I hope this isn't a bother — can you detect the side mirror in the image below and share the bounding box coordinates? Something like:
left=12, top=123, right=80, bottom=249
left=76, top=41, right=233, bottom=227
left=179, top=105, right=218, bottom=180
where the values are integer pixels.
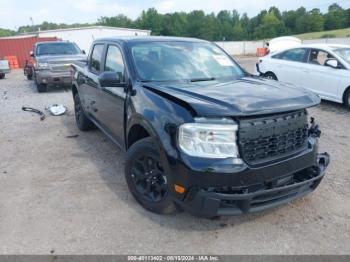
left=98, top=71, right=124, bottom=87
left=30, top=51, right=34, bottom=57
left=325, top=59, right=339, bottom=69
left=82, top=50, right=86, bottom=54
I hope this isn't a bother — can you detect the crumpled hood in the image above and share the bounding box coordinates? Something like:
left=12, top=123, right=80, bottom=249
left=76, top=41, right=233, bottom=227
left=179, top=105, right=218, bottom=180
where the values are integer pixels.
left=36, top=54, right=87, bottom=63
left=143, top=76, right=321, bottom=116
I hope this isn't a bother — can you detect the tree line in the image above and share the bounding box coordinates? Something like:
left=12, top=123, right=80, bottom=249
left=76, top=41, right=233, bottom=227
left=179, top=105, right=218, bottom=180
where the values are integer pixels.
left=1, top=3, right=349, bottom=41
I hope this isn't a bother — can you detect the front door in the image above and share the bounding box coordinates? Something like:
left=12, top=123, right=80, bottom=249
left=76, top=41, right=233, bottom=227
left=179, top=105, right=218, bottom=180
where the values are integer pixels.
left=301, top=49, right=343, bottom=101
left=96, top=44, right=127, bottom=148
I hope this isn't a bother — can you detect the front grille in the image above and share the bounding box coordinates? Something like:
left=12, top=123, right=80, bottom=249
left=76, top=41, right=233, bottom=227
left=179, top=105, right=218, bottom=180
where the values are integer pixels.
left=238, top=110, right=308, bottom=165
left=49, top=62, right=72, bottom=72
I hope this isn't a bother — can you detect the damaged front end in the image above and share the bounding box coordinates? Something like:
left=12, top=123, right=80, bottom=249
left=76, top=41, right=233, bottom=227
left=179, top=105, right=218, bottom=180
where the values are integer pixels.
left=176, top=113, right=330, bottom=217
left=183, top=152, right=329, bottom=217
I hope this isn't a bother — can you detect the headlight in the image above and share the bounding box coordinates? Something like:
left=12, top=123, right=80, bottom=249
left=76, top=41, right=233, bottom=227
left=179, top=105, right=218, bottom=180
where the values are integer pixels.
left=178, top=118, right=239, bottom=159
left=37, top=62, right=49, bottom=70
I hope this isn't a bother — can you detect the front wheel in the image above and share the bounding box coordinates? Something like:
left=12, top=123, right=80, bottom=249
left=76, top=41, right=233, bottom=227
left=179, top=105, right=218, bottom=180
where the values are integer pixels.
left=36, top=82, right=47, bottom=93
left=344, top=89, right=350, bottom=110
left=125, top=137, right=176, bottom=215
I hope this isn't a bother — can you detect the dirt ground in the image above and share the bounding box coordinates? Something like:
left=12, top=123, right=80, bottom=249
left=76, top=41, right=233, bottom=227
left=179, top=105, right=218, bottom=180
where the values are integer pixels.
left=0, top=61, right=349, bottom=254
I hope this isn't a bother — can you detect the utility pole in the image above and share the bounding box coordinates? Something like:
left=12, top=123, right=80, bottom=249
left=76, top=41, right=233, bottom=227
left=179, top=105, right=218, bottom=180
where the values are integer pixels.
left=29, top=17, right=34, bottom=32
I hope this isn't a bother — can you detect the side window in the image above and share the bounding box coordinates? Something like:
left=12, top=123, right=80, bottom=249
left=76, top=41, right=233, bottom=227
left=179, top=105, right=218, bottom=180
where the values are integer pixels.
left=105, top=45, right=126, bottom=82
left=90, top=44, right=104, bottom=74
left=308, top=49, right=334, bottom=66
left=273, top=48, right=308, bottom=63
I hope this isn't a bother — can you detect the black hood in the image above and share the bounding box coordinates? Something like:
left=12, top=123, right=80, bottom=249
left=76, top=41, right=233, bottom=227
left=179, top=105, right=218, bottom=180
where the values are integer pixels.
left=143, top=76, right=321, bottom=116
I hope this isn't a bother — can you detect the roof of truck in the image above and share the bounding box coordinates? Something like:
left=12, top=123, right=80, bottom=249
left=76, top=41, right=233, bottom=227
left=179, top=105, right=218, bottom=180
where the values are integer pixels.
left=95, top=36, right=209, bottom=44
left=35, top=40, right=71, bottom=45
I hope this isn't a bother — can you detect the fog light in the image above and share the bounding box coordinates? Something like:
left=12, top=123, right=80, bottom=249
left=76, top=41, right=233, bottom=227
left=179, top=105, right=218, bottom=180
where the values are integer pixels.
left=174, top=184, right=185, bottom=194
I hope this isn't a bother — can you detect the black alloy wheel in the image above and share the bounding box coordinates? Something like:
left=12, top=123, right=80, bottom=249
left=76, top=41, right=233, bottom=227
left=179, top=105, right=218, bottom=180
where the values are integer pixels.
left=131, top=154, right=168, bottom=202
left=74, top=93, right=95, bottom=131
left=125, top=137, right=176, bottom=214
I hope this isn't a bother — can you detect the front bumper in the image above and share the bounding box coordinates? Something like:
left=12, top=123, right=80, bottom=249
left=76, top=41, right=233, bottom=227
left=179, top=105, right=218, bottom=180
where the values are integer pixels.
left=0, top=69, right=10, bottom=74
left=35, top=70, right=71, bottom=86
left=175, top=152, right=329, bottom=217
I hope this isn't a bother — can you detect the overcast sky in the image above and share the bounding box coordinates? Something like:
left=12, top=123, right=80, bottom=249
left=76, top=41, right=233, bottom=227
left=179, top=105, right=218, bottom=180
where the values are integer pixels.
left=1, top=0, right=350, bottom=30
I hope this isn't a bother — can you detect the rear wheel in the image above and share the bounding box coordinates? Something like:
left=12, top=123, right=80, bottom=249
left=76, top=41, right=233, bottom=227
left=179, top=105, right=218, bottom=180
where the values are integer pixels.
left=74, top=93, right=95, bottom=131
left=264, top=72, right=278, bottom=80
left=344, top=88, right=350, bottom=110
left=125, top=137, right=176, bottom=215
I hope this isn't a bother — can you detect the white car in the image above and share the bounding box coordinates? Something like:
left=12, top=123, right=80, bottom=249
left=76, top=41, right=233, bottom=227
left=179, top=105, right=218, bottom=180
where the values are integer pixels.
left=256, top=44, right=350, bottom=109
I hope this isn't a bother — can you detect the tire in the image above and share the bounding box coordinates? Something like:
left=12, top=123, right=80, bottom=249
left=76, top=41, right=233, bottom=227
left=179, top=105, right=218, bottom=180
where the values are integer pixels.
left=264, top=72, right=278, bottom=80
left=125, top=137, right=176, bottom=215
left=0, top=73, right=5, bottom=79
left=36, top=82, right=47, bottom=93
left=74, top=93, right=95, bottom=131
left=27, top=74, right=33, bottom=80
left=344, top=88, right=350, bottom=110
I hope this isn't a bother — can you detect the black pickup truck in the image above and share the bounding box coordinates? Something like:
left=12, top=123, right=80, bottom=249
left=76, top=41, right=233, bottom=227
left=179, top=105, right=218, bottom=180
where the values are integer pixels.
left=71, top=36, right=329, bottom=217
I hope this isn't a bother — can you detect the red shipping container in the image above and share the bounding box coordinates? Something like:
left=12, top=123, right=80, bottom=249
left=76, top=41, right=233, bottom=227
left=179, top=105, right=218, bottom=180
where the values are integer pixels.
left=0, top=35, right=58, bottom=68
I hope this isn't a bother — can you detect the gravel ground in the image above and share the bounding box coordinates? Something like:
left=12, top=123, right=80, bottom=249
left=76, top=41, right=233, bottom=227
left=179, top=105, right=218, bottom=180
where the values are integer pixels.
left=0, top=64, right=349, bottom=255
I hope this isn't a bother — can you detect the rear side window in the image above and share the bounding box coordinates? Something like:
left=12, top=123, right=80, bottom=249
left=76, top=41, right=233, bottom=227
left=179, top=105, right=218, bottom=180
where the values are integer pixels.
left=272, top=48, right=308, bottom=63
left=105, top=45, right=126, bottom=82
left=90, top=44, right=104, bottom=73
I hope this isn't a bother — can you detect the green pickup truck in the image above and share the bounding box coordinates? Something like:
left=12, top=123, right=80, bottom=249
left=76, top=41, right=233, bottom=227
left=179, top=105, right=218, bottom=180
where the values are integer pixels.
left=0, top=59, right=10, bottom=79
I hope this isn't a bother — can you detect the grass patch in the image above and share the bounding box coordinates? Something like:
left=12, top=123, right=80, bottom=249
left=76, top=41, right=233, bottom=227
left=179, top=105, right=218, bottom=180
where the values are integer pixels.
left=294, top=28, right=350, bottom=40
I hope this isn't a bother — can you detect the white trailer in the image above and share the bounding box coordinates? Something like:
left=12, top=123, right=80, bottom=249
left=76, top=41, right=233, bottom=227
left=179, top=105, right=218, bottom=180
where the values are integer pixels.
left=38, top=26, right=151, bottom=52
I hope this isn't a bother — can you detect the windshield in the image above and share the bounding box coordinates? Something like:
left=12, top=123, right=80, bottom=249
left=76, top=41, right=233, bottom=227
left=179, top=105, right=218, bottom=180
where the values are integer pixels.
left=36, top=42, right=81, bottom=56
left=130, top=41, right=244, bottom=82
left=333, top=48, right=350, bottom=65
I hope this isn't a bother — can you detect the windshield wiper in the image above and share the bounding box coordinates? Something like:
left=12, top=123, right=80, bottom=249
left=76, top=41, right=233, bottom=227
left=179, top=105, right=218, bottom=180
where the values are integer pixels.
left=190, top=77, right=216, bottom=82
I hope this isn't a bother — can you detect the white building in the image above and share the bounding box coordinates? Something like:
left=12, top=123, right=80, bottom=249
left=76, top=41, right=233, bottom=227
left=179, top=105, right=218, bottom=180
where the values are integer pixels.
left=36, top=26, right=151, bottom=52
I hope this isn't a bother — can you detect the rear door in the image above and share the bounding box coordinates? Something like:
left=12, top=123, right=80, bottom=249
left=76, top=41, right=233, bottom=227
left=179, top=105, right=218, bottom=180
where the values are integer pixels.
left=96, top=44, right=128, bottom=148
left=268, top=48, right=309, bottom=86
left=300, top=48, right=343, bottom=101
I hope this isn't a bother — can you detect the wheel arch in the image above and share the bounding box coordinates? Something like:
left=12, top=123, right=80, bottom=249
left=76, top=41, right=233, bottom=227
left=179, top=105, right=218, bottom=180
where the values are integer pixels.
left=342, top=85, right=350, bottom=104
left=127, top=124, right=151, bottom=149
left=264, top=71, right=278, bottom=79
left=71, top=83, right=78, bottom=98
left=126, top=115, right=161, bottom=150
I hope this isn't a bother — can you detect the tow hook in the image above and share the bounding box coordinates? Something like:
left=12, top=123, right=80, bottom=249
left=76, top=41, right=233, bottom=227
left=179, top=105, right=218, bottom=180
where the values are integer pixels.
left=317, top=152, right=330, bottom=172
left=309, top=117, right=321, bottom=138
left=317, top=152, right=330, bottom=167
